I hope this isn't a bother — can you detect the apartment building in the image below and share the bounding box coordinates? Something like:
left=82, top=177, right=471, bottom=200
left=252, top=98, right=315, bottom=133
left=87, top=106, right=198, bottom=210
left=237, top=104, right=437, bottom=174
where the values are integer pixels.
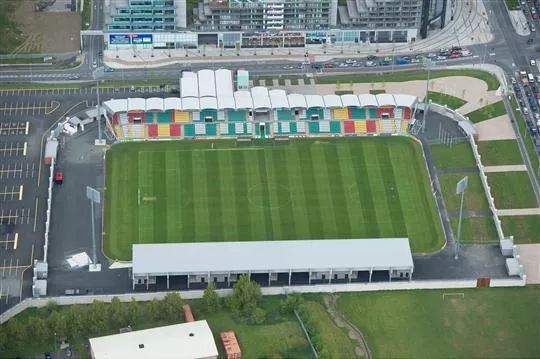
left=195, top=0, right=339, bottom=31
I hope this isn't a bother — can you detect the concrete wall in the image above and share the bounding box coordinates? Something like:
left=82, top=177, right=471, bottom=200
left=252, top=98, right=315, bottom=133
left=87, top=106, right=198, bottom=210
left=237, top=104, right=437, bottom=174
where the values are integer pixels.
left=1, top=278, right=526, bottom=324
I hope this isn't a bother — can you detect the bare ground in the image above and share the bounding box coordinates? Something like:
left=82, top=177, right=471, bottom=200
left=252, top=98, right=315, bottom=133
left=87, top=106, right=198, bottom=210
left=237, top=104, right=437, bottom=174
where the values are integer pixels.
left=12, top=1, right=80, bottom=54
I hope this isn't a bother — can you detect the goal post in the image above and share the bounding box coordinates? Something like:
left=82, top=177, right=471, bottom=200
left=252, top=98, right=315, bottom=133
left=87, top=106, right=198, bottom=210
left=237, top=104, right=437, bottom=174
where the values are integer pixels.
left=442, top=292, right=465, bottom=300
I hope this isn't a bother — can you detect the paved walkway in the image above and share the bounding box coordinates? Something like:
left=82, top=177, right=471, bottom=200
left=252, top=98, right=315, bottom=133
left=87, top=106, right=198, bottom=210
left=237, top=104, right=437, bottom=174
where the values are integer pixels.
left=508, top=10, right=531, bottom=36
left=476, top=115, right=517, bottom=141
left=516, top=244, right=540, bottom=284
left=483, top=164, right=527, bottom=172
left=437, top=167, right=480, bottom=174
left=497, top=208, right=540, bottom=216
left=447, top=210, right=493, bottom=217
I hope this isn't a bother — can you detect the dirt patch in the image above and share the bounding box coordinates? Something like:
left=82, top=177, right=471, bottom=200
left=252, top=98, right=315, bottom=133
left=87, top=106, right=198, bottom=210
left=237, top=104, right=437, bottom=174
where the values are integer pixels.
left=142, top=196, right=156, bottom=201
left=323, top=295, right=370, bottom=359
left=12, top=1, right=80, bottom=53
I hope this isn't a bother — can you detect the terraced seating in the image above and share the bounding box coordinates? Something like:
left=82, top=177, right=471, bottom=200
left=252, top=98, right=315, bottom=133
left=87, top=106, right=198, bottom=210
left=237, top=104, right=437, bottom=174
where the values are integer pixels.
left=294, top=121, right=305, bottom=133
left=319, top=121, right=330, bottom=133
left=308, top=121, right=320, bottom=134
left=170, top=124, right=181, bottom=137
left=192, top=111, right=201, bottom=122
left=219, top=122, right=250, bottom=136
left=147, top=124, right=158, bottom=137
left=403, top=107, right=412, bottom=119
left=380, top=119, right=395, bottom=133
left=333, top=108, right=349, bottom=120
left=323, top=108, right=332, bottom=120
left=228, top=110, right=247, bottom=122
left=343, top=121, right=355, bottom=134
left=273, top=121, right=299, bottom=135
left=368, top=108, right=377, bottom=119
left=114, top=126, right=123, bottom=139
left=126, top=124, right=132, bottom=138
left=366, top=120, right=377, bottom=133
left=128, top=111, right=146, bottom=123
left=157, top=111, right=172, bottom=124
left=394, top=108, right=403, bottom=120
left=255, top=123, right=269, bottom=137
left=401, top=120, right=409, bottom=133
left=119, top=113, right=128, bottom=125
left=183, top=124, right=195, bottom=137
left=354, top=121, right=367, bottom=134
left=158, top=124, right=169, bottom=137
left=377, top=107, right=395, bottom=119
left=174, top=111, right=190, bottom=123
left=277, top=109, right=295, bottom=121
left=218, top=111, right=225, bottom=121
left=350, top=107, right=366, bottom=120
left=200, top=109, right=218, bottom=122
left=306, top=108, right=324, bottom=120
left=330, top=121, right=341, bottom=134
left=112, top=113, right=119, bottom=125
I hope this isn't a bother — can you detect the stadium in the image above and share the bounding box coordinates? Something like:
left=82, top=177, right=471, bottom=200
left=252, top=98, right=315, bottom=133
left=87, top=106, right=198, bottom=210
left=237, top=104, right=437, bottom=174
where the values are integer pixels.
left=102, top=69, right=445, bottom=290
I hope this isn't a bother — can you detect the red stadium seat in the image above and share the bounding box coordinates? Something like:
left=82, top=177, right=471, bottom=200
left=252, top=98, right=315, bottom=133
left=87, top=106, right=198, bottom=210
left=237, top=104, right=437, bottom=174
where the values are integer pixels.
left=147, top=124, right=158, bottom=137
left=343, top=121, right=355, bottom=134
left=170, top=124, right=181, bottom=137
left=366, top=120, right=377, bottom=133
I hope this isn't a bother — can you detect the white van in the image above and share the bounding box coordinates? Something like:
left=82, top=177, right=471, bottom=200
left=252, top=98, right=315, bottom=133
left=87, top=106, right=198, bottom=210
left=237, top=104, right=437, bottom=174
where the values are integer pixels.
left=528, top=73, right=535, bottom=83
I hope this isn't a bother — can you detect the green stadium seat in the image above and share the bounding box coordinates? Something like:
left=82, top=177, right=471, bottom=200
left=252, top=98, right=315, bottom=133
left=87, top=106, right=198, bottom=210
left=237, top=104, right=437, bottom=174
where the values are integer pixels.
left=308, top=121, right=320, bottom=134
left=227, top=110, right=246, bottom=122
left=205, top=123, right=217, bottom=136
left=156, top=111, right=171, bottom=123
left=330, top=121, right=341, bottom=134
left=183, top=124, right=195, bottom=137
left=200, top=109, right=218, bottom=122
left=306, top=108, right=324, bottom=120
left=277, top=109, right=295, bottom=121
left=368, top=107, right=377, bottom=119
left=350, top=107, right=366, bottom=120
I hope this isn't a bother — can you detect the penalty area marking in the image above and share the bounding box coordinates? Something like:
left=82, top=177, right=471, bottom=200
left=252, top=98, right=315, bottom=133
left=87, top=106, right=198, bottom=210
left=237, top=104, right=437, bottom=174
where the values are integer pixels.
left=442, top=292, right=465, bottom=300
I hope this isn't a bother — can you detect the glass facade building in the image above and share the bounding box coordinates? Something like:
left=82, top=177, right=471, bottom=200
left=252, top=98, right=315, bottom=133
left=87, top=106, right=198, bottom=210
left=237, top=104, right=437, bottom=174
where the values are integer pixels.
left=108, top=0, right=187, bottom=32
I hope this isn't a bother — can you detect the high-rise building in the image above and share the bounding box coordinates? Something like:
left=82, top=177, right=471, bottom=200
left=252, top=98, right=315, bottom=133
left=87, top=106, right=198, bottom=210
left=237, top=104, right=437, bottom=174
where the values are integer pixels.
left=195, top=0, right=338, bottom=31
left=106, top=0, right=187, bottom=32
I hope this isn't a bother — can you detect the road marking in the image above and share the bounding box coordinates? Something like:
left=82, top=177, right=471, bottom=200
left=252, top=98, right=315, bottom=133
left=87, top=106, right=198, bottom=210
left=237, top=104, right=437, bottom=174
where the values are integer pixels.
left=33, top=197, right=39, bottom=232
left=25, top=121, right=30, bottom=135
left=19, top=185, right=23, bottom=201
left=23, top=142, right=27, bottom=156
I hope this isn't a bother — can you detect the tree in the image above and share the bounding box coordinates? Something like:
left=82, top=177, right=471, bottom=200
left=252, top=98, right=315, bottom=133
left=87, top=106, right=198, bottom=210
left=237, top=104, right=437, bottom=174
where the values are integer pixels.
left=250, top=307, right=266, bottom=324
left=202, top=282, right=221, bottom=313
left=47, top=310, right=67, bottom=338
left=65, top=304, right=88, bottom=340
left=4, top=318, right=26, bottom=353
left=232, top=274, right=261, bottom=318
left=145, top=299, right=162, bottom=321
left=127, top=298, right=141, bottom=326
left=280, top=293, right=304, bottom=314
left=109, top=297, right=127, bottom=327
left=28, top=317, right=48, bottom=344
left=162, top=292, right=183, bottom=322
left=88, top=300, right=109, bottom=335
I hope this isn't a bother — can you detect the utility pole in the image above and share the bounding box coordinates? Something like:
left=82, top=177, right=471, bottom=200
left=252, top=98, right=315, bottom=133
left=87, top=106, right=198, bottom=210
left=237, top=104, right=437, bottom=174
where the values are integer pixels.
left=455, top=176, right=468, bottom=260
left=93, top=67, right=106, bottom=146
left=86, top=186, right=102, bottom=272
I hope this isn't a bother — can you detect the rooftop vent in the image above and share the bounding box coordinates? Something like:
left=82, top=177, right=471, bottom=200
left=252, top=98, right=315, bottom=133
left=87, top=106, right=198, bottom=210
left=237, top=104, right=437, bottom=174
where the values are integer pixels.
left=138, top=344, right=145, bottom=349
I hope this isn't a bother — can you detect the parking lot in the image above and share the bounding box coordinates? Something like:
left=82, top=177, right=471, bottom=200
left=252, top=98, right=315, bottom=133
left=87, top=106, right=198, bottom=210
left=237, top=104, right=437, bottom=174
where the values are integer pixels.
left=0, top=85, right=172, bottom=98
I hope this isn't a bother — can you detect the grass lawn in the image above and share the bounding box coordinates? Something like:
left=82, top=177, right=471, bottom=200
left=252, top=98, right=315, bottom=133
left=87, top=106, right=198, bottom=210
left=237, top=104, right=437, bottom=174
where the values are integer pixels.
left=0, top=57, right=50, bottom=64
left=487, top=172, right=538, bottom=209
left=449, top=216, right=499, bottom=242
left=501, top=215, right=540, bottom=243
left=337, top=286, right=540, bottom=359
left=316, top=69, right=500, bottom=91
left=477, top=140, right=523, bottom=166
left=465, top=101, right=506, bottom=123
left=81, top=0, right=92, bottom=30
left=426, top=91, right=466, bottom=110
left=438, top=173, right=490, bottom=211
left=0, top=1, right=23, bottom=54
left=105, top=137, right=444, bottom=259
left=430, top=142, right=476, bottom=168
left=505, top=0, right=521, bottom=10
left=510, top=96, right=540, bottom=182
left=300, top=300, right=359, bottom=358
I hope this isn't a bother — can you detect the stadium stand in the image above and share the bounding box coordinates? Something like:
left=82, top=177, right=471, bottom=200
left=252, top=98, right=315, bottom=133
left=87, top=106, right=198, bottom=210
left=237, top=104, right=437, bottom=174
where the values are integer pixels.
left=103, top=70, right=418, bottom=141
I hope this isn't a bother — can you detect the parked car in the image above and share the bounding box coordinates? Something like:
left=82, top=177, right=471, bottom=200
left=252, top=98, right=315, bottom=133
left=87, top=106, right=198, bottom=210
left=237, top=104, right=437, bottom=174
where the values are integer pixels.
left=324, top=63, right=336, bottom=68
left=54, top=170, right=64, bottom=185
left=68, top=74, right=80, bottom=80
left=104, top=66, right=114, bottom=72
left=523, top=107, right=530, bottom=115
left=365, top=61, right=377, bottom=67
left=448, top=53, right=460, bottom=59
left=366, top=55, right=378, bottom=61
left=531, top=59, right=536, bottom=67
left=436, top=55, right=447, bottom=61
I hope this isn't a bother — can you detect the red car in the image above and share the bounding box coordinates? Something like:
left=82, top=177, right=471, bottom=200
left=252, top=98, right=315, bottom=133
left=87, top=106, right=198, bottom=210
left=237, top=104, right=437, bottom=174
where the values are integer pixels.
left=448, top=53, right=460, bottom=59
left=324, top=63, right=336, bottom=68
left=54, top=170, right=63, bottom=184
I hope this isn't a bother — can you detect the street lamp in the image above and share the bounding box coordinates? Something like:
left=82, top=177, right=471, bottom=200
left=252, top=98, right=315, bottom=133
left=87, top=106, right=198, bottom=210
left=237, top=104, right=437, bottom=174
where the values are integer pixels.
left=92, top=67, right=106, bottom=146
left=455, top=176, right=468, bottom=260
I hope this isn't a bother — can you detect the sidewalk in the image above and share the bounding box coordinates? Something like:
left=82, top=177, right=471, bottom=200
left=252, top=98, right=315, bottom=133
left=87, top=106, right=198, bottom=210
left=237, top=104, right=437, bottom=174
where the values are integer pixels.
left=103, top=0, right=493, bottom=69
left=507, top=10, right=531, bottom=36
left=516, top=244, right=540, bottom=284
left=483, top=165, right=527, bottom=172
left=497, top=208, right=540, bottom=216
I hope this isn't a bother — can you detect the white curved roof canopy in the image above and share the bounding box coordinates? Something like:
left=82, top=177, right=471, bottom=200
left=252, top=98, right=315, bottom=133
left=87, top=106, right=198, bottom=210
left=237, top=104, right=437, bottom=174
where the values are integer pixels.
left=269, top=89, right=289, bottom=109
left=393, top=94, right=418, bottom=108
left=341, top=94, right=360, bottom=107
left=323, top=94, right=343, bottom=108
left=182, top=97, right=200, bottom=111
left=164, top=97, right=182, bottom=111
left=218, top=96, right=236, bottom=109
left=358, top=94, right=378, bottom=107
left=127, top=98, right=146, bottom=111
left=305, top=95, right=325, bottom=108
left=199, top=97, right=218, bottom=110
left=146, top=97, right=164, bottom=111
left=215, top=69, right=234, bottom=99
left=234, top=91, right=253, bottom=109
left=251, top=86, right=271, bottom=109
left=104, top=99, right=128, bottom=113
left=287, top=94, right=307, bottom=108
left=181, top=77, right=199, bottom=98
left=198, top=69, right=216, bottom=98
left=376, top=94, right=397, bottom=107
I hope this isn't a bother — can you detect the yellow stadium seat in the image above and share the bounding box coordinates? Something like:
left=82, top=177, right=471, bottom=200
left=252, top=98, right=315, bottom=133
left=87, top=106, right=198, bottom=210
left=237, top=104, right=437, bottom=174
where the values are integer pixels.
left=332, top=108, right=348, bottom=120
left=174, top=111, right=190, bottom=123
left=354, top=121, right=367, bottom=133
left=158, top=124, right=169, bottom=137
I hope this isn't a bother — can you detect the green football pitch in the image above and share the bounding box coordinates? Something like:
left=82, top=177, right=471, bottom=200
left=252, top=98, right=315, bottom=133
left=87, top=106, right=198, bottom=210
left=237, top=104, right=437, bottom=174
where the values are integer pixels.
left=104, top=137, right=444, bottom=260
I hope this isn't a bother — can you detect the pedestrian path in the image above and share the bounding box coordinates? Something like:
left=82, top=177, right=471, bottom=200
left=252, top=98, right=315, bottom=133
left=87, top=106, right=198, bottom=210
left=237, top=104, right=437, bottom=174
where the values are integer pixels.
left=447, top=210, right=493, bottom=218
left=497, top=208, right=540, bottom=216
left=437, top=167, right=480, bottom=174
left=516, top=244, right=540, bottom=284
left=483, top=165, right=527, bottom=172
